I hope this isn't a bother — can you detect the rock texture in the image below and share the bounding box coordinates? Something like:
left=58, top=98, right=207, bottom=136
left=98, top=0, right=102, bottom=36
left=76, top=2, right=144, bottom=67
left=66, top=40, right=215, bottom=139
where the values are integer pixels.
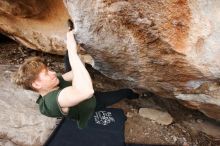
left=139, top=108, right=173, bottom=125
left=64, top=0, right=220, bottom=120
left=0, top=0, right=69, bottom=55
left=183, top=120, right=220, bottom=140
left=0, top=0, right=46, bottom=18
left=0, top=0, right=220, bottom=120
left=0, top=65, right=56, bottom=146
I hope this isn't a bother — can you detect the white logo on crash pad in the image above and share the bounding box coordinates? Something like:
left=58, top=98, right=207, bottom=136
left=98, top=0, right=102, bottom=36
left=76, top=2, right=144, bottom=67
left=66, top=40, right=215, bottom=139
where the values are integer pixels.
left=94, top=111, right=115, bottom=125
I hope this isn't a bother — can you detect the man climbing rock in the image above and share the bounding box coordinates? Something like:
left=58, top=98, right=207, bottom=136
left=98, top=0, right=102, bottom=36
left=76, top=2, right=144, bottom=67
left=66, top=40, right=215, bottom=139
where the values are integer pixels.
left=13, top=29, right=139, bottom=129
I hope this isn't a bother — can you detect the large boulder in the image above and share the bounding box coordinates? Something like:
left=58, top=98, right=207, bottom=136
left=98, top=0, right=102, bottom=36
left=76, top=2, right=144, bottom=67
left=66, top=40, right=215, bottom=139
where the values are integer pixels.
left=64, top=0, right=220, bottom=120
left=0, top=65, right=56, bottom=146
left=0, top=0, right=220, bottom=120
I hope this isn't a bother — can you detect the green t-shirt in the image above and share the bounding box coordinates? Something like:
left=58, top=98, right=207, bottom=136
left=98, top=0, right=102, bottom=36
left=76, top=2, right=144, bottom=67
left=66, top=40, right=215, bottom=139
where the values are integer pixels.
left=36, top=75, right=96, bottom=129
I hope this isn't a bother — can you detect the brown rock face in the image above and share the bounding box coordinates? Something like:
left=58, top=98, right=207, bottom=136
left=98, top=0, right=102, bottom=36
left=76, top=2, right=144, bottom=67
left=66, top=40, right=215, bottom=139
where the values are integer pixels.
left=0, top=0, right=69, bottom=55
left=64, top=0, right=220, bottom=120
left=0, top=0, right=46, bottom=18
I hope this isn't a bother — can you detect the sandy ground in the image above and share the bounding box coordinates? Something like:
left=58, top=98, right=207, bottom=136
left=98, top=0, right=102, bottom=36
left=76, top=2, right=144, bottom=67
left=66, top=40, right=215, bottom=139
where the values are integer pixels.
left=0, top=37, right=219, bottom=146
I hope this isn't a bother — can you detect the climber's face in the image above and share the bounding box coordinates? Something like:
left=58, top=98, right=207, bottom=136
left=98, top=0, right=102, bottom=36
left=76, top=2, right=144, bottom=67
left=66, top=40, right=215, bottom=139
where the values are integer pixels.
left=32, top=68, right=59, bottom=92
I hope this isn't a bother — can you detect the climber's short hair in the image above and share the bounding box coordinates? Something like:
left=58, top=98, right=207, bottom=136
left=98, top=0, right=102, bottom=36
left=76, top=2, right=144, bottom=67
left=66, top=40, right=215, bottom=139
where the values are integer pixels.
left=13, top=57, right=47, bottom=91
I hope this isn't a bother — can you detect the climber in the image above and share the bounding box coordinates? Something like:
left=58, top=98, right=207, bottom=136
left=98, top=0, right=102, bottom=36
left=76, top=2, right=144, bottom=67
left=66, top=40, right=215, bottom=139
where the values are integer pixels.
left=13, top=21, right=139, bottom=129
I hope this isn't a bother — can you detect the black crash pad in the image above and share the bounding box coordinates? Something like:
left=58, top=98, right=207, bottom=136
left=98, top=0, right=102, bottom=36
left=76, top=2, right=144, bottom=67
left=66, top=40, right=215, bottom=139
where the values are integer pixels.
left=44, top=108, right=126, bottom=146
